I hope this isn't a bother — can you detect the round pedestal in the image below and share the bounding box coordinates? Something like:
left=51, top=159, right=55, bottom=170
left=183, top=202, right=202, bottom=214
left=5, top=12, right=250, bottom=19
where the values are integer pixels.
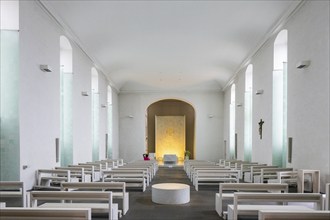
left=152, top=183, right=190, bottom=205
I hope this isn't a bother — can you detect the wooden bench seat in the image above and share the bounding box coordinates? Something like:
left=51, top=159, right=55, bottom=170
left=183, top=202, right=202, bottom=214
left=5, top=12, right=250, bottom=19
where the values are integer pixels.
left=29, top=191, right=120, bottom=220
left=253, top=167, right=294, bottom=183
left=227, top=192, right=323, bottom=220
left=194, top=170, right=239, bottom=191
left=0, top=181, right=25, bottom=207
left=103, top=170, right=150, bottom=186
left=0, top=207, right=91, bottom=220
left=61, top=182, right=129, bottom=215
left=243, top=165, right=278, bottom=183
left=35, top=169, right=77, bottom=190
left=103, top=177, right=146, bottom=192
left=258, top=210, right=330, bottom=220
left=215, top=183, right=288, bottom=217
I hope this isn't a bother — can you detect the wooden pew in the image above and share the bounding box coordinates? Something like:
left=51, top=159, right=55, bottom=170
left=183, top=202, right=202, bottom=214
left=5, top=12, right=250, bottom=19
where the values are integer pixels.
left=61, top=182, right=129, bottom=215
left=103, top=169, right=150, bottom=186
left=215, top=183, right=288, bottom=217
left=228, top=192, right=323, bottom=220
left=0, top=181, right=25, bottom=207
left=253, top=167, right=294, bottom=183
left=68, top=164, right=98, bottom=182
left=326, top=183, right=330, bottom=211
left=298, top=169, right=320, bottom=193
left=268, top=170, right=298, bottom=185
left=243, top=165, right=278, bottom=183
left=29, top=191, right=120, bottom=220
left=0, top=207, right=92, bottom=220
left=34, top=169, right=76, bottom=190
left=102, top=171, right=146, bottom=192
left=194, top=170, right=239, bottom=191
left=190, top=167, right=230, bottom=181
left=258, top=210, right=330, bottom=220
left=55, top=167, right=91, bottom=182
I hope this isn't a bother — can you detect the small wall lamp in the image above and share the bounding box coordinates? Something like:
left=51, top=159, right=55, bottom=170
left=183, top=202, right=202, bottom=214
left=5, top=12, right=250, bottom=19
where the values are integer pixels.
left=40, top=65, right=52, bottom=72
left=255, top=89, right=264, bottom=95
left=296, top=60, right=311, bottom=69
left=81, top=91, right=89, bottom=96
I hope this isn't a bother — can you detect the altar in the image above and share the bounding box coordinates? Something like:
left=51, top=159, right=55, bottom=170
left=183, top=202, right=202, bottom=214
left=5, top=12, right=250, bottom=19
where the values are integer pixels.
left=163, top=154, right=178, bottom=164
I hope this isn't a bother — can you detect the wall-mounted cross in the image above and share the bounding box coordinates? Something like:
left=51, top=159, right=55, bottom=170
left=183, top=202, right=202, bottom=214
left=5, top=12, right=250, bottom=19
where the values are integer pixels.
left=258, top=119, right=264, bottom=139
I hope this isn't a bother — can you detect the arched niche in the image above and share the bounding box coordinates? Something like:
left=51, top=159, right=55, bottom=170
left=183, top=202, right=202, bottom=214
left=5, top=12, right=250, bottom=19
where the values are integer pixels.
left=146, top=99, right=195, bottom=159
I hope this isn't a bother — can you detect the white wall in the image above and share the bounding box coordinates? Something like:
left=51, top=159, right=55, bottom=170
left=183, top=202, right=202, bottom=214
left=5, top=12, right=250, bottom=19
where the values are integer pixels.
left=223, top=1, right=329, bottom=191
left=119, top=90, right=224, bottom=162
left=72, top=48, right=93, bottom=164
left=18, top=1, right=116, bottom=189
left=286, top=1, right=329, bottom=190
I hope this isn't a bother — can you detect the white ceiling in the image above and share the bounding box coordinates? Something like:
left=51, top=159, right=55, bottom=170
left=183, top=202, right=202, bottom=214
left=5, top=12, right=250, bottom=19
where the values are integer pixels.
left=41, top=0, right=300, bottom=92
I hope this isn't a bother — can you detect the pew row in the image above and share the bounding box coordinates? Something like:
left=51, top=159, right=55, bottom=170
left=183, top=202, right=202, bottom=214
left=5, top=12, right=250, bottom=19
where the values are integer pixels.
left=0, top=207, right=92, bottom=220
left=215, top=183, right=289, bottom=217
left=34, top=169, right=79, bottom=190
left=258, top=210, right=330, bottom=220
left=61, top=182, right=129, bottom=215
left=227, top=192, right=323, bottom=220
left=194, top=170, right=239, bottom=191
left=29, top=191, right=120, bottom=220
left=0, top=181, right=25, bottom=207
left=253, top=167, right=294, bottom=183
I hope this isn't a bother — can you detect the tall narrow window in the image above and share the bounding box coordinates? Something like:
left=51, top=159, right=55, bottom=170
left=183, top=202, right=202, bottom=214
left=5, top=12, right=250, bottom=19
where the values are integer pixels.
left=91, top=68, right=99, bottom=161
left=0, top=0, right=20, bottom=181
left=272, top=30, right=288, bottom=167
left=60, top=36, right=73, bottom=166
left=229, top=84, right=236, bottom=159
left=244, top=65, right=253, bottom=161
left=107, top=85, right=112, bottom=159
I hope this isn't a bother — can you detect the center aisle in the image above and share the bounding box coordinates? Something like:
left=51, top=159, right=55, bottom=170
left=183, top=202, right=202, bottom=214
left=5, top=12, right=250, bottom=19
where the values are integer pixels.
left=120, top=166, right=221, bottom=220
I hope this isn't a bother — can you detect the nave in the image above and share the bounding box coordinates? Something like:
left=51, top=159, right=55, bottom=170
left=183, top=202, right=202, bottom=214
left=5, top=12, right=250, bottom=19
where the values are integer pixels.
left=119, top=166, right=220, bottom=220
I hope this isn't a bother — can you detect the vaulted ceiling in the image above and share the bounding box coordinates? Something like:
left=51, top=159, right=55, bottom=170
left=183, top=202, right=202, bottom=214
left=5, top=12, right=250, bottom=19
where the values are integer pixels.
left=41, top=0, right=301, bottom=92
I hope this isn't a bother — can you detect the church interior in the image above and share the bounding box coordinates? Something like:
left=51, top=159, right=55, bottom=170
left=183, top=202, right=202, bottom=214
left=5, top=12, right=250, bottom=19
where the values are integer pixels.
left=0, top=0, right=329, bottom=219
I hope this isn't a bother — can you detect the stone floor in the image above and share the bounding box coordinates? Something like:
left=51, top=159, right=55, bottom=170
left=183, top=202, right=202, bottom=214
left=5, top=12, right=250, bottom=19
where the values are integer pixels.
left=113, top=166, right=222, bottom=220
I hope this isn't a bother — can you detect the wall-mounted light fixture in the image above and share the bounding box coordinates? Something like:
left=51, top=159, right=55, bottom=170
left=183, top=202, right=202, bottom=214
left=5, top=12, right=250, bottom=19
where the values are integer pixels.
left=101, top=104, right=107, bottom=108
left=236, top=103, right=243, bottom=107
left=296, top=60, right=310, bottom=69
left=127, top=115, right=134, bottom=118
left=255, top=89, right=264, bottom=95
left=40, top=65, right=52, bottom=72
left=81, top=91, right=89, bottom=96
left=208, top=114, right=214, bottom=118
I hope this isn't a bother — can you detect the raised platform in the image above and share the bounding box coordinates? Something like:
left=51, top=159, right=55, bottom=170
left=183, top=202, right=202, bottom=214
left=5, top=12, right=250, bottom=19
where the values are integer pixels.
left=152, top=183, right=190, bottom=205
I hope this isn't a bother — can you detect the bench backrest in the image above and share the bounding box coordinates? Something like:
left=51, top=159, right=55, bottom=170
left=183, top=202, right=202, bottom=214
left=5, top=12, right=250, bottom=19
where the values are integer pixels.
left=0, top=181, right=25, bottom=207
left=61, top=182, right=125, bottom=194
left=0, top=207, right=92, bottom=220
left=258, top=210, right=330, bottom=220
left=219, top=183, right=289, bottom=194
left=30, top=191, right=113, bottom=208
left=234, top=192, right=323, bottom=210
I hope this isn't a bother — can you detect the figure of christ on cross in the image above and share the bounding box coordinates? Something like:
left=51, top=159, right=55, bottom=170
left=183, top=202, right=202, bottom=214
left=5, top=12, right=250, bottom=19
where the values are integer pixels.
left=258, top=119, right=264, bottom=139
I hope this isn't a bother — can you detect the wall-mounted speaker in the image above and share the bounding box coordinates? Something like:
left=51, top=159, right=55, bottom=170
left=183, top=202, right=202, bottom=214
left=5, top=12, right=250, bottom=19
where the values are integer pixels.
left=55, top=138, right=60, bottom=163
left=288, top=137, right=293, bottom=163
left=235, top=133, right=238, bottom=159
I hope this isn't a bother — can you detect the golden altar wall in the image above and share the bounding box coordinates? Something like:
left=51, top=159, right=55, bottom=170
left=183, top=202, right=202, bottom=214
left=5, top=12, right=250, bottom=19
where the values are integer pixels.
left=155, top=116, right=185, bottom=160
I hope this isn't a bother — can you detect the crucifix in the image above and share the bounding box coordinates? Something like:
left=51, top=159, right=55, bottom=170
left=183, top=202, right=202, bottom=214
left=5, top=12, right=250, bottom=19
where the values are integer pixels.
left=258, top=119, right=264, bottom=139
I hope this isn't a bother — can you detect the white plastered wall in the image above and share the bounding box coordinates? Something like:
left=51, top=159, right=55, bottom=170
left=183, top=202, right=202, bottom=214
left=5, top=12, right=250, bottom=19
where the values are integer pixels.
left=223, top=1, right=329, bottom=191
left=119, top=90, right=224, bottom=163
left=18, top=1, right=117, bottom=189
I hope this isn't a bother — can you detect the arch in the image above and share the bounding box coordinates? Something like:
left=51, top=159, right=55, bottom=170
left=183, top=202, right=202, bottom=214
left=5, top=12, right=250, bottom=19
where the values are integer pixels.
left=146, top=99, right=195, bottom=160
left=60, top=35, right=73, bottom=166
left=272, top=29, right=288, bottom=167
left=244, top=64, right=253, bottom=161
